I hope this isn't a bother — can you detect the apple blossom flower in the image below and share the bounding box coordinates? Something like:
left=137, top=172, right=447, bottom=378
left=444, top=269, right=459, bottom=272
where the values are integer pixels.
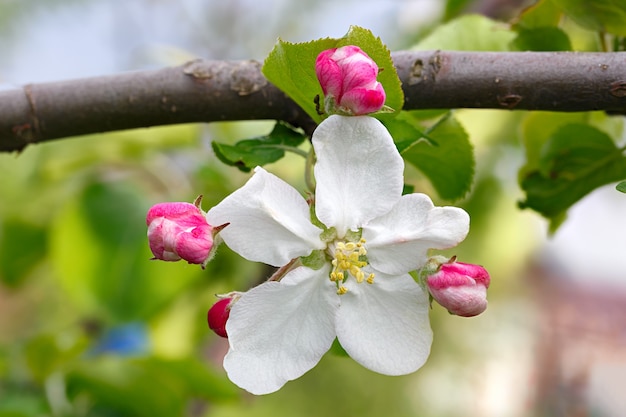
left=315, top=45, right=386, bottom=115
left=426, top=260, right=490, bottom=317
left=206, top=115, right=470, bottom=394
left=207, top=297, right=234, bottom=338
left=146, top=199, right=213, bottom=266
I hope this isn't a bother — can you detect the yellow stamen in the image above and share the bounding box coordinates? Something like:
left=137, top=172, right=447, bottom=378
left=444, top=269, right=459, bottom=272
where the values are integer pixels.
left=329, top=237, right=372, bottom=294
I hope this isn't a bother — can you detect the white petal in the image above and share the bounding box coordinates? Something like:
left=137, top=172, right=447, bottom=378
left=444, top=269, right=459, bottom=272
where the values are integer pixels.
left=223, top=265, right=338, bottom=395
left=336, top=272, right=432, bottom=375
left=363, top=193, right=470, bottom=275
left=313, top=115, right=404, bottom=237
left=206, top=167, right=324, bottom=267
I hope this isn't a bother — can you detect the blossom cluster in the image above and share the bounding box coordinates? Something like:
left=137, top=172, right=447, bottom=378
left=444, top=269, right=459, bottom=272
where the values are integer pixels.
left=145, top=45, right=490, bottom=395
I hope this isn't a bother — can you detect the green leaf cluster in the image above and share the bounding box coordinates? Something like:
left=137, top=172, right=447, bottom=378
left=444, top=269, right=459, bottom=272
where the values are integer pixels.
left=412, top=4, right=626, bottom=228
left=519, top=123, right=626, bottom=231
left=212, top=121, right=307, bottom=172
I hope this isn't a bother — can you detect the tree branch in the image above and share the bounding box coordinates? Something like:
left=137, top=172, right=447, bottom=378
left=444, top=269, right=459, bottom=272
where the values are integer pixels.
left=2, top=51, right=625, bottom=152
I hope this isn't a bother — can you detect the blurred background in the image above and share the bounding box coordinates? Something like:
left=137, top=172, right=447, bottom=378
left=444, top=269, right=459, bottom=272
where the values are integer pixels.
left=1, top=0, right=625, bottom=416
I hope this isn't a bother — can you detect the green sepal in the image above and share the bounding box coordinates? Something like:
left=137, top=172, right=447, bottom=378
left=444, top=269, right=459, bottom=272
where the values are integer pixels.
left=344, top=228, right=363, bottom=243
left=318, top=226, right=337, bottom=244
left=300, top=249, right=327, bottom=271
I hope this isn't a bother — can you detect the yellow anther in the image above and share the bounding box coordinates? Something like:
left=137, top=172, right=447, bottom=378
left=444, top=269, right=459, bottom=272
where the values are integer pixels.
left=350, top=265, right=361, bottom=277
left=328, top=237, right=372, bottom=287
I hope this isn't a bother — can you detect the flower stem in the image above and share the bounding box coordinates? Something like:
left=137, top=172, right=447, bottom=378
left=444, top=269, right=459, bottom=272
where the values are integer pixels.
left=305, top=146, right=316, bottom=193
left=268, top=258, right=302, bottom=282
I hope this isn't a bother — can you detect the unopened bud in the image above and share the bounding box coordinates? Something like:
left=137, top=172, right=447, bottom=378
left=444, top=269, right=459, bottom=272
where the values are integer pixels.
left=315, top=45, right=386, bottom=115
left=426, top=261, right=490, bottom=317
left=146, top=199, right=213, bottom=266
left=207, top=297, right=233, bottom=338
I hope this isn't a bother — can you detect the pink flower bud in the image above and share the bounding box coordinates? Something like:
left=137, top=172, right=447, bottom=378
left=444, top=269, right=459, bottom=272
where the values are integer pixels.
left=146, top=201, right=213, bottom=266
left=426, top=262, right=491, bottom=317
left=315, top=45, right=386, bottom=115
left=207, top=298, right=232, bottom=338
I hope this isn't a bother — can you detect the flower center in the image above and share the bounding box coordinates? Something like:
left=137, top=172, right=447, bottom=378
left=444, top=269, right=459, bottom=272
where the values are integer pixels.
left=329, top=238, right=375, bottom=295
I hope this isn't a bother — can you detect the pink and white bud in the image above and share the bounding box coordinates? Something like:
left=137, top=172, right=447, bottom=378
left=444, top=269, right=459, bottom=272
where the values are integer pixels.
left=426, top=261, right=491, bottom=317
left=146, top=201, right=213, bottom=266
left=315, top=45, right=386, bottom=115
left=207, top=297, right=233, bottom=338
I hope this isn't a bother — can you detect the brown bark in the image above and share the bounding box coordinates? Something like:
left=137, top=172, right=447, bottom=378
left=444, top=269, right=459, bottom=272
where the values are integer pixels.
left=2, top=51, right=625, bottom=152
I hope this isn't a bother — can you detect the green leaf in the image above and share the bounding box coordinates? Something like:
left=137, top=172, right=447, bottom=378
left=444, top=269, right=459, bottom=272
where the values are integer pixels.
left=444, top=0, right=475, bottom=21
left=519, top=124, right=626, bottom=227
left=519, top=111, right=624, bottom=180
left=66, top=356, right=237, bottom=417
left=512, top=27, right=572, bottom=51
left=24, top=333, right=88, bottom=382
left=0, top=218, right=46, bottom=287
left=552, top=0, right=626, bottom=36
left=262, top=26, right=403, bottom=123
left=513, top=0, right=563, bottom=29
left=402, top=183, right=415, bottom=195
left=211, top=122, right=307, bottom=172
left=413, top=14, right=516, bottom=51
left=616, top=181, right=626, bottom=193
left=146, top=357, right=239, bottom=402
left=388, top=112, right=474, bottom=200
left=262, top=37, right=335, bottom=124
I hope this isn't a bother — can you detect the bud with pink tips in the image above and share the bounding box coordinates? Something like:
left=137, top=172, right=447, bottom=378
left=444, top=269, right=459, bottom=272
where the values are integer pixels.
left=315, top=45, right=386, bottom=115
left=146, top=196, right=215, bottom=267
left=207, top=296, right=236, bottom=338
left=425, top=259, right=491, bottom=317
